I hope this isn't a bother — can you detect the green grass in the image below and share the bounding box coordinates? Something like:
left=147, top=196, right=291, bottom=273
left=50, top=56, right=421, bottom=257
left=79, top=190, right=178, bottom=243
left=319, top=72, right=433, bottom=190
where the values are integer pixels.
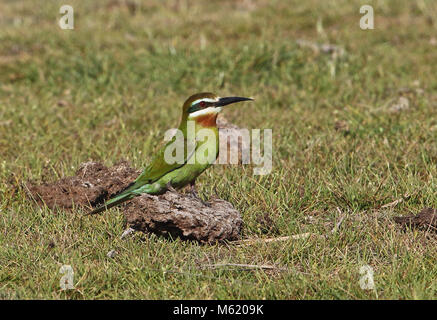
left=1, top=0, right=436, bottom=299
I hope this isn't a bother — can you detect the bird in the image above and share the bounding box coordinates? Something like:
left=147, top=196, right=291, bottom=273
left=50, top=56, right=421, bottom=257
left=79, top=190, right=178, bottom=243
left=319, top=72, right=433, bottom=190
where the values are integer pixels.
left=87, top=92, right=253, bottom=215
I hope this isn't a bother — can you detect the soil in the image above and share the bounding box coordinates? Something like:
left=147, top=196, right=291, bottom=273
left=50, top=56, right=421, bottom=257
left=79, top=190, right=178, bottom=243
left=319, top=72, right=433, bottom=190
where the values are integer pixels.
left=26, top=161, right=140, bottom=210
left=124, top=192, right=242, bottom=243
left=26, top=161, right=242, bottom=242
left=394, top=208, right=437, bottom=233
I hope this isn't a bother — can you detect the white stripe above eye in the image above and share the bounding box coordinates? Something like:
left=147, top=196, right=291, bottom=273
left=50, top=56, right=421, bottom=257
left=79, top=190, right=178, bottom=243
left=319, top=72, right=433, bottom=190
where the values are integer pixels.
left=188, top=106, right=222, bottom=119
left=191, top=98, right=219, bottom=105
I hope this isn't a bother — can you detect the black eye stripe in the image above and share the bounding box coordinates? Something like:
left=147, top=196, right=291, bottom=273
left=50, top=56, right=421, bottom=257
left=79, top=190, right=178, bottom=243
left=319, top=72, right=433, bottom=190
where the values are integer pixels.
left=188, top=105, right=201, bottom=113
left=188, top=101, right=213, bottom=113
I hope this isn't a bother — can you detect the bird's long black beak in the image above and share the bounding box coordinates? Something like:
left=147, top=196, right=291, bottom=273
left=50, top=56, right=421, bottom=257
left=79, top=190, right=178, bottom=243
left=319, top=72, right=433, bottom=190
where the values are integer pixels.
left=215, top=96, right=253, bottom=107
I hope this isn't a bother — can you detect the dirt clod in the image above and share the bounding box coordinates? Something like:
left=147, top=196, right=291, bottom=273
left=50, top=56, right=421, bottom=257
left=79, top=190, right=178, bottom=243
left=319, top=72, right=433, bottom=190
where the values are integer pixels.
left=394, top=208, right=437, bottom=233
left=124, top=192, right=242, bottom=243
left=26, top=161, right=242, bottom=242
left=26, top=161, right=140, bottom=210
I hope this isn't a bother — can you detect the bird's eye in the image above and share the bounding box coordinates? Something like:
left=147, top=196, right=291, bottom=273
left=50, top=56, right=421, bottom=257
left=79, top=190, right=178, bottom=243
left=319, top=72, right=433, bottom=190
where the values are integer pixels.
left=199, top=101, right=206, bottom=107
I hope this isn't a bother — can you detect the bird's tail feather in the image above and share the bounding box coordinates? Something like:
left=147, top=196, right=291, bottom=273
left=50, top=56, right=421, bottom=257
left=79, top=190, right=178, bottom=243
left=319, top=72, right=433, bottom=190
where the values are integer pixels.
left=86, top=191, right=134, bottom=216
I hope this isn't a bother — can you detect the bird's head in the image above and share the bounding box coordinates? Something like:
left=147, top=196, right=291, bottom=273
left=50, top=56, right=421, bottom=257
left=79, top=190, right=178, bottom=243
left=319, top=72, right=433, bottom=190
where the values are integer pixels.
left=181, top=92, right=253, bottom=127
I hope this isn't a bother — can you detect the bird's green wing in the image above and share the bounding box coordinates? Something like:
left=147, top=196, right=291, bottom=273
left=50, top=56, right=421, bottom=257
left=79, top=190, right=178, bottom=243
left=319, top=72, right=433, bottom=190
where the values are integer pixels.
left=133, top=135, right=196, bottom=186
left=88, top=135, right=196, bottom=215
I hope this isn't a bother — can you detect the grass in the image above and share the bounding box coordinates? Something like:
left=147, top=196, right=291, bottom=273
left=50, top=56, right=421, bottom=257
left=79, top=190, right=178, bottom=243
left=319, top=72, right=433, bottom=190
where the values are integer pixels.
left=0, top=0, right=436, bottom=299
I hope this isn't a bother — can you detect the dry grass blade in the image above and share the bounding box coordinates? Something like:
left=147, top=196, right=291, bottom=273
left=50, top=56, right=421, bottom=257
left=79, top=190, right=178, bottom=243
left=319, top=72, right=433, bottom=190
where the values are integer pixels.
left=202, top=263, right=287, bottom=272
left=381, top=193, right=413, bottom=209
left=331, top=207, right=346, bottom=234
left=232, top=233, right=313, bottom=245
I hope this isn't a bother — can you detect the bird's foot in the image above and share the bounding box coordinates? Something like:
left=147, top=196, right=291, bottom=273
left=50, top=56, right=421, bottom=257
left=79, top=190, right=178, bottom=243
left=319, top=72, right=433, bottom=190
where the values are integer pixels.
left=197, top=197, right=211, bottom=207
left=202, top=200, right=212, bottom=207
left=190, top=190, right=211, bottom=207
left=190, top=182, right=211, bottom=207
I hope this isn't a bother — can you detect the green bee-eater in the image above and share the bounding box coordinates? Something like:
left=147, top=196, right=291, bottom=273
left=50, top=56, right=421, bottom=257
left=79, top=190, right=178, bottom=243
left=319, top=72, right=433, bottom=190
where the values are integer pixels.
left=87, top=92, right=252, bottom=215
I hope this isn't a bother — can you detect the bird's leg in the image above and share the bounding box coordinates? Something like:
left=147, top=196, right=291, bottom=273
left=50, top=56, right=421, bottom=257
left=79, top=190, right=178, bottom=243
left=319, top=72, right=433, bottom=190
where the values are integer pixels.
left=190, top=181, right=211, bottom=207
left=166, top=181, right=177, bottom=193
left=190, top=181, right=199, bottom=199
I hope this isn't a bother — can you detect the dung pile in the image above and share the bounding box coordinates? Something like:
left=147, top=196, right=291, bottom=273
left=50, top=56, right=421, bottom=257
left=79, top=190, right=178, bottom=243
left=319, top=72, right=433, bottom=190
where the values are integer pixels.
left=26, top=161, right=242, bottom=242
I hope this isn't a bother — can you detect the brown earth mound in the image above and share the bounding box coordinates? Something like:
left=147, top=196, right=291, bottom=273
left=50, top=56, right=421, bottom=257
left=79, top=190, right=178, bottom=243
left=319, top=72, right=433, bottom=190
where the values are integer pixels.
left=26, top=161, right=140, bottom=210
left=394, top=208, right=437, bottom=233
left=26, top=161, right=242, bottom=242
left=125, top=192, right=242, bottom=243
